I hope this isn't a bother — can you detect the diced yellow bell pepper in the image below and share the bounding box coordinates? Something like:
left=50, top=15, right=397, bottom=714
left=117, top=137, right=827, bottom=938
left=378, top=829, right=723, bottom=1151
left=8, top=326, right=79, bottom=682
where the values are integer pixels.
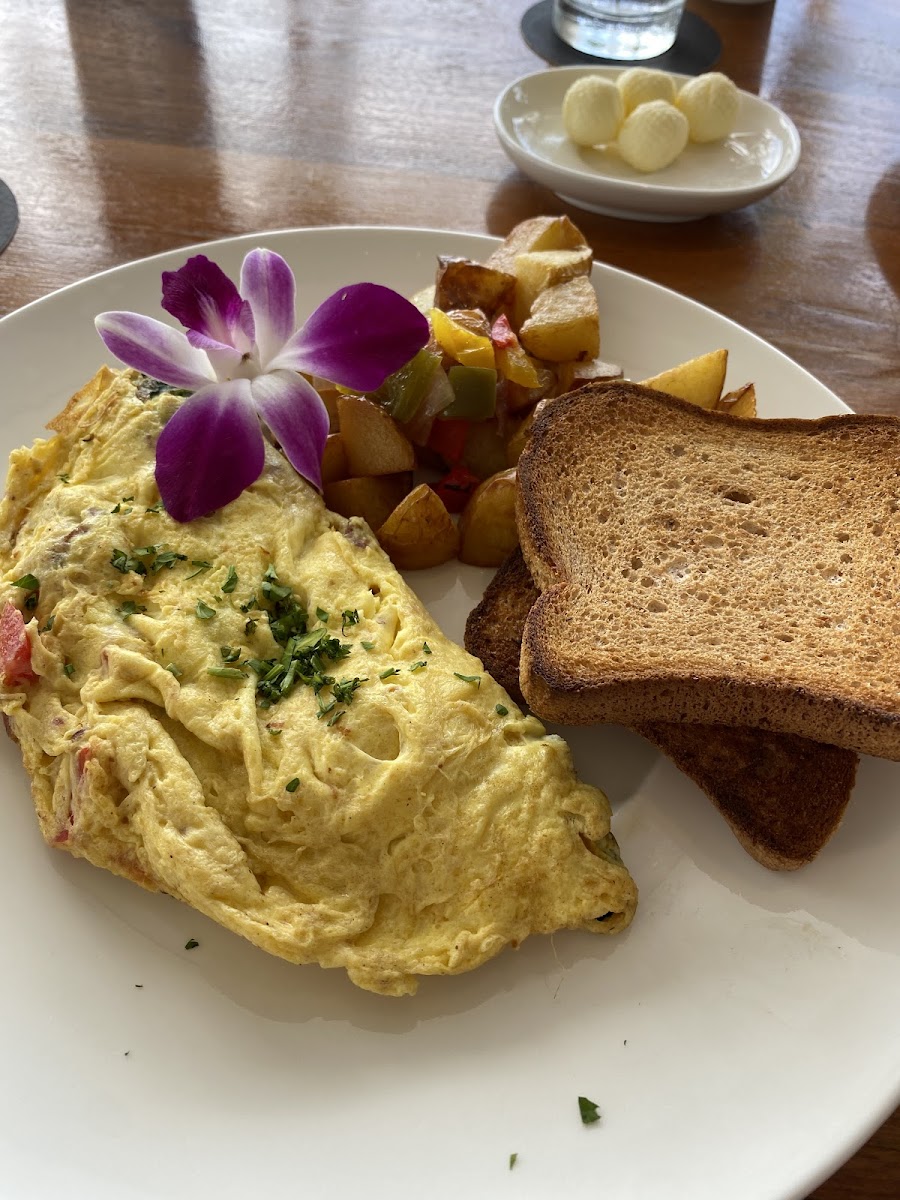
left=494, top=340, right=542, bottom=388
left=429, top=308, right=495, bottom=370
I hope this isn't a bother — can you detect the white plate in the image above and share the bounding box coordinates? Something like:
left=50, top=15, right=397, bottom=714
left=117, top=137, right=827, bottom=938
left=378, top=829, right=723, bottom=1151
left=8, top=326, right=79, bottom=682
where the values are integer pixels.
left=2, top=228, right=898, bottom=1200
left=494, top=66, right=801, bottom=221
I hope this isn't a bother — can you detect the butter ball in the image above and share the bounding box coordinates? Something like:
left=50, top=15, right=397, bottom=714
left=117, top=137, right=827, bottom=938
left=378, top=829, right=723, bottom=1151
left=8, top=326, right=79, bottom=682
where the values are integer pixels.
left=617, top=100, right=689, bottom=173
left=676, top=72, right=740, bottom=143
left=562, top=75, right=624, bottom=147
left=616, top=67, right=677, bottom=116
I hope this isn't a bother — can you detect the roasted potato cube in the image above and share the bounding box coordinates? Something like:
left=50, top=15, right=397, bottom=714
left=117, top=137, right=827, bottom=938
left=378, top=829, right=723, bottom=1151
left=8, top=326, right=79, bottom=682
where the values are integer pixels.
left=556, top=356, right=623, bottom=395
left=486, top=215, right=589, bottom=275
left=337, top=394, right=416, bottom=476
left=324, top=473, right=413, bottom=532
left=434, top=257, right=515, bottom=315
left=376, top=484, right=460, bottom=570
left=716, top=382, right=757, bottom=418
left=640, top=349, right=728, bottom=409
left=316, top=386, right=341, bottom=432
left=518, top=276, right=600, bottom=363
left=458, top=468, right=519, bottom=567
left=321, top=433, right=348, bottom=485
left=512, top=247, right=594, bottom=328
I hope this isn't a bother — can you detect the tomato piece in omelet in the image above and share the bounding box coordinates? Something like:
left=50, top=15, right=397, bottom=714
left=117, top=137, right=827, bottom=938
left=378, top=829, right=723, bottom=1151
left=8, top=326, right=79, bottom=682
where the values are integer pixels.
left=0, top=368, right=636, bottom=996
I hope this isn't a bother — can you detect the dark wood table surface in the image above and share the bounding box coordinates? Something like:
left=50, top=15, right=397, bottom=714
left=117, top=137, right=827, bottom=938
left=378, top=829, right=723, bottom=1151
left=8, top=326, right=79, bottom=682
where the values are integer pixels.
left=1, top=1, right=898, bottom=1195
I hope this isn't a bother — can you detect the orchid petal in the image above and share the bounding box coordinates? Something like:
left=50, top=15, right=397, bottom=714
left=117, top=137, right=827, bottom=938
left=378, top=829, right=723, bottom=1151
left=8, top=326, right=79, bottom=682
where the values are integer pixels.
left=95, top=312, right=214, bottom=388
left=154, top=380, right=265, bottom=522
left=161, top=255, right=255, bottom=352
left=270, top=283, right=430, bottom=392
left=185, top=329, right=245, bottom=379
left=240, top=249, right=296, bottom=368
left=250, top=370, right=330, bottom=491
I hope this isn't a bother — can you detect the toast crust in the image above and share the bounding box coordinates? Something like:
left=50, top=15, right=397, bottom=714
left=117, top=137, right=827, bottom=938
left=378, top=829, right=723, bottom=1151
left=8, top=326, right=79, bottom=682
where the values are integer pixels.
left=517, top=383, right=900, bottom=760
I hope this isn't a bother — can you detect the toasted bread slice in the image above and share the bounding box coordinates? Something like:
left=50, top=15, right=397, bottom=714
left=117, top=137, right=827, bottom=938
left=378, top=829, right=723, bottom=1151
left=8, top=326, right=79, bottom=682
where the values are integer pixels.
left=516, top=382, right=900, bottom=760
left=465, top=549, right=858, bottom=870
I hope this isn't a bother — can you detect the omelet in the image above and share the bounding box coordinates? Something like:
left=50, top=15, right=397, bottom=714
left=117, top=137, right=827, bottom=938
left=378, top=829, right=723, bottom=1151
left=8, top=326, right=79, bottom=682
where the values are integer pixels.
left=0, top=368, right=636, bottom=996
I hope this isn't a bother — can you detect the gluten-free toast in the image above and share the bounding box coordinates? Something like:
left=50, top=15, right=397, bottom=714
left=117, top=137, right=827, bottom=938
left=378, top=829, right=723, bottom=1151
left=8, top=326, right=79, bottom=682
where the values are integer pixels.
left=465, top=549, right=857, bottom=870
left=516, top=382, right=900, bottom=760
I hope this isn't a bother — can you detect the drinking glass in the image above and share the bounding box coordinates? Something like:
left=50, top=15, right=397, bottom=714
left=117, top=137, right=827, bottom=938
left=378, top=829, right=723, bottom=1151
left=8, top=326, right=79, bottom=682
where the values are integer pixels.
left=552, top=0, right=687, bottom=61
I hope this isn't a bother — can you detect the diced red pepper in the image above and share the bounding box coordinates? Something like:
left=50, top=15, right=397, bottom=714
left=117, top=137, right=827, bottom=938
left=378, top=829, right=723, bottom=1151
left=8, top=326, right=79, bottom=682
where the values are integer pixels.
left=433, top=464, right=481, bottom=514
left=0, top=602, right=35, bottom=686
left=490, top=314, right=518, bottom=350
left=427, top=418, right=469, bottom=466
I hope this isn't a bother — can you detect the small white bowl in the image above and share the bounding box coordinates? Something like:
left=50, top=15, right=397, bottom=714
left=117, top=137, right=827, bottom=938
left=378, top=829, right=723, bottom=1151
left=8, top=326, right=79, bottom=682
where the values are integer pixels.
left=493, top=65, right=801, bottom=222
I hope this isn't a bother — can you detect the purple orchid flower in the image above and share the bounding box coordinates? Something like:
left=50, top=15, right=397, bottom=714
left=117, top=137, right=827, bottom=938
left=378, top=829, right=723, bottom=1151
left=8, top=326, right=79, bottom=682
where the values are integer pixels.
left=95, top=250, right=429, bottom=522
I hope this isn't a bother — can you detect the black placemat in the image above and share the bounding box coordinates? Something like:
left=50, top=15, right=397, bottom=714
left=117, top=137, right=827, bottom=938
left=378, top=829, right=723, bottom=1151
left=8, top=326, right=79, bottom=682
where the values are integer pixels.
left=521, top=0, right=721, bottom=74
left=0, top=179, right=19, bottom=254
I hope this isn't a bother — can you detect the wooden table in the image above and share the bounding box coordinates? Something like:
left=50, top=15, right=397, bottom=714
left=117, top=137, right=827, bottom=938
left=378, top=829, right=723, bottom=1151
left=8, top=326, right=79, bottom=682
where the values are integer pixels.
left=1, top=1, right=897, bottom=1194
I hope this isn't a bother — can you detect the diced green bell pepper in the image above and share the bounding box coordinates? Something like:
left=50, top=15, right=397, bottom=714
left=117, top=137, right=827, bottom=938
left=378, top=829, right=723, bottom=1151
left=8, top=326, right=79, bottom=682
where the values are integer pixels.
left=439, top=365, right=497, bottom=421
left=372, top=347, right=442, bottom=424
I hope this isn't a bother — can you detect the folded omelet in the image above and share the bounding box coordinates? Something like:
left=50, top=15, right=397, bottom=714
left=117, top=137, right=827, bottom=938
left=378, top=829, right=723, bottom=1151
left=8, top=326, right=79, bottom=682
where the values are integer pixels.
left=0, top=368, right=636, bottom=995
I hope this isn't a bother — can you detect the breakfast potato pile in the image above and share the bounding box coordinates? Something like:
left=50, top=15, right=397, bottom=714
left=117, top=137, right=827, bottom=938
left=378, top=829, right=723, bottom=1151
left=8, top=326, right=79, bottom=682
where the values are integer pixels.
left=315, top=215, right=755, bottom=570
left=315, top=215, right=620, bottom=569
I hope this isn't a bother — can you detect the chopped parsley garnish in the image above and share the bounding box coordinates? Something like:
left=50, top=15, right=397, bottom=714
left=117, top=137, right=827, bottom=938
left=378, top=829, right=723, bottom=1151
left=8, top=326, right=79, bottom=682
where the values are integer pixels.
left=152, top=549, right=187, bottom=570
left=327, top=710, right=345, bottom=727
left=165, top=663, right=183, bottom=677
left=341, top=608, right=360, bottom=633
left=111, top=548, right=140, bottom=573
left=184, top=938, right=199, bottom=950
left=409, top=660, right=427, bottom=673
left=186, top=560, right=211, bottom=579
left=245, top=567, right=354, bottom=710
left=578, top=1096, right=601, bottom=1126
left=379, top=667, right=400, bottom=680
left=195, top=601, right=216, bottom=620
left=361, top=640, right=376, bottom=651
left=12, top=574, right=39, bottom=592
left=239, top=594, right=259, bottom=613
left=41, top=615, right=55, bottom=633
left=422, top=641, right=432, bottom=654
left=57, top=473, right=70, bottom=483
left=495, top=704, right=509, bottom=716
left=219, top=646, right=241, bottom=663
left=509, top=1154, right=518, bottom=1171
left=285, top=777, right=300, bottom=793
left=110, top=502, right=131, bottom=515
left=454, top=672, right=481, bottom=686
left=332, top=676, right=367, bottom=704
left=267, top=726, right=283, bottom=736
left=261, top=567, right=292, bottom=604
left=316, top=697, right=336, bottom=719
left=117, top=599, right=147, bottom=620
left=244, top=618, right=258, bottom=636
left=221, top=566, right=239, bottom=594
left=111, top=545, right=185, bottom=575
left=63, top=662, right=75, bottom=677
left=145, top=500, right=164, bottom=514
left=315, top=606, right=330, bottom=624
left=207, top=666, right=246, bottom=679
